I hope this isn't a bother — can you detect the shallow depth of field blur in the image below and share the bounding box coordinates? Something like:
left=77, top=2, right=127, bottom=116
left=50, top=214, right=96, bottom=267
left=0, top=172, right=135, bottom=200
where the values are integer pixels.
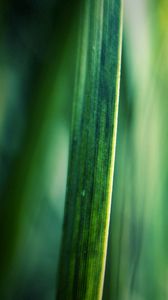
left=0, top=0, right=168, bottom=299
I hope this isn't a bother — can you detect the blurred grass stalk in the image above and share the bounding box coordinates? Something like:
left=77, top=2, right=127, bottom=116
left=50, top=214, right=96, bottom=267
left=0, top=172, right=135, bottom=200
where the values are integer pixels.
left=104, top=0, right=168, bottom=299
left=0, top=1, right=81, bottom=297
left=56, top=0, right=123, bottom=299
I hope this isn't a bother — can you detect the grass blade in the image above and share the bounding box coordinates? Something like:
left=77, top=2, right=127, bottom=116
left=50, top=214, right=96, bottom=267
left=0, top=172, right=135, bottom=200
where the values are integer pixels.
left=56, top=0, right=123, bottom=299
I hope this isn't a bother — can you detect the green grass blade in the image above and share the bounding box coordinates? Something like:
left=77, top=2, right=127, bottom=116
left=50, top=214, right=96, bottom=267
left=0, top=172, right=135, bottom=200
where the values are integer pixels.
left=56, top=0, right=123, bottom=299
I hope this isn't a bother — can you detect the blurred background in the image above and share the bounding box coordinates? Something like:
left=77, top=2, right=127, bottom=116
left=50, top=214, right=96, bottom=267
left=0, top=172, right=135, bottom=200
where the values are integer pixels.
left=0, top=0, right=168, bottom=299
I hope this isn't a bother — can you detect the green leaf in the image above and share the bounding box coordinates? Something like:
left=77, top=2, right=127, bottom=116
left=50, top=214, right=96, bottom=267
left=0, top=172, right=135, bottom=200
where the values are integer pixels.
left=56, top=0, right=123, bottom=299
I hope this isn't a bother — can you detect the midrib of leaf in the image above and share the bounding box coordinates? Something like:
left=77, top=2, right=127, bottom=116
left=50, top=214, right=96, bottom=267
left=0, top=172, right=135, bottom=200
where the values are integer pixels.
left=56, top=0, right=123, bottom=299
